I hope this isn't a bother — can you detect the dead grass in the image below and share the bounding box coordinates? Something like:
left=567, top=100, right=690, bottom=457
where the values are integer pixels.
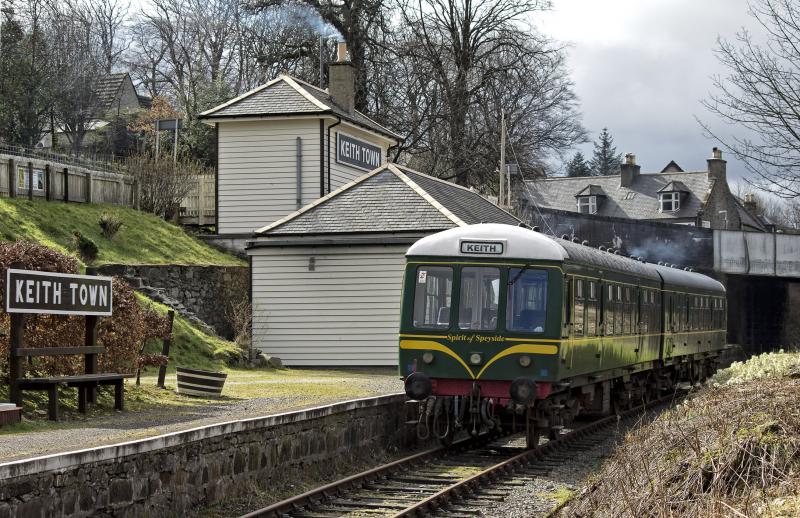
left=560, top=355, right=800, bottom=517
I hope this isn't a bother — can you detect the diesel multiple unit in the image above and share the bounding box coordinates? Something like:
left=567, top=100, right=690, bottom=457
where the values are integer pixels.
left=399, top=224, right=727, bottom=446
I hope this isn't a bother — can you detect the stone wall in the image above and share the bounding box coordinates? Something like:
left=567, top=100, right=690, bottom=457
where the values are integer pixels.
left=98, top=264, right=249, bottom=339
left=0, top=394, right=418, bottom=517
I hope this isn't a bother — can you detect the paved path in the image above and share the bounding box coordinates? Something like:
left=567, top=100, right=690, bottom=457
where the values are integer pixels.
left=0, top=368, right=403, bottom=463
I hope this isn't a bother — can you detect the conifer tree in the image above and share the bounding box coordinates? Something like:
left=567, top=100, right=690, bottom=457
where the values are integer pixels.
left=590, top=128, right=622, bottom=176
left=565, top=151, right=591, bottom=177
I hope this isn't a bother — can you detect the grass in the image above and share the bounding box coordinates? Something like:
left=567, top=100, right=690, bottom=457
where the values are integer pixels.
left=0, top=197, right=243, bottom=266
left=138, top=294, right=242, bottom=372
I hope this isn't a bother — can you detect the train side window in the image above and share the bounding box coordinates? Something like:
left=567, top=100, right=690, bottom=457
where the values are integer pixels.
left=605, top=285, right=614, bottom=335
left=614, top=285, right=623, bottom=335
left=507, top=268, right=549, bottom=333
left=458, top=267, right=500, bottom=330
left=573, top=279, right=585, bottom=336
left=412, top=266, right=453, bottom=329
left=586, top=281, right=597, bottom=336
left=623, top=287, right=632, bottom=334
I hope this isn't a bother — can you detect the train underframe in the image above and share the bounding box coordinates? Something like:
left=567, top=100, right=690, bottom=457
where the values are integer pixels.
left=408, top=354, right=721, bottom=448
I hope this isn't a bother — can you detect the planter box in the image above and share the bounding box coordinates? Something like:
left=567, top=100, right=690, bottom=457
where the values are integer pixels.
left=176, top=367, right=227, bottom=398
left=0, top=403, right=22, bottom=426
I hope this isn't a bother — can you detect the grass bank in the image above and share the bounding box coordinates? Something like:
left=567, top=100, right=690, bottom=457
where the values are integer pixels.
left=558, top=351, right=800, bottom=517
left=0, top=197, right=242, bottom=266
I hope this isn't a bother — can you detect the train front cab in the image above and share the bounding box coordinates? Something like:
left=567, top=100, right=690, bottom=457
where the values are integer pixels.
left=398, top=257, right=565, bottom=403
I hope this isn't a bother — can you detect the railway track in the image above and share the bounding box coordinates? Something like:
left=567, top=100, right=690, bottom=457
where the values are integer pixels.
left=240, top=393, right=679, bottom=518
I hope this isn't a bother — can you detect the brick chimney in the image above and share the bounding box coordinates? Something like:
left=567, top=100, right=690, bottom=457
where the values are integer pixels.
left=620, top=153, right=640, bottom=187
left=707, top=147, right=726, bottom=182
left=328, top=42, right=355, bottom=113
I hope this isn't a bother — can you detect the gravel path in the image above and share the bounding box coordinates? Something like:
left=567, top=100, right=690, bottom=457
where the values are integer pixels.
left=0, top=369, right=403, bottom=464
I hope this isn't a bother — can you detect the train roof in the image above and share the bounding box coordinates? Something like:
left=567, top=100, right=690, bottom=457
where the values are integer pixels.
left=407, top=224, right=725, bottom=293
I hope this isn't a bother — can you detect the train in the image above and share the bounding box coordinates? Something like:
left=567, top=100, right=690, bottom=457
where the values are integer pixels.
left=398, top=223, right=728, bottom=447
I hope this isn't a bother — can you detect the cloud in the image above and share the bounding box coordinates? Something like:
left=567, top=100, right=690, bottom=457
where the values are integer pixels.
left=538, top=0, right=758, bottom=178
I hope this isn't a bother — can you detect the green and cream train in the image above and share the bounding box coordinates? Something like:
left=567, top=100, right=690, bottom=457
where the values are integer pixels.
left=399, top=224, right=727, bottom=446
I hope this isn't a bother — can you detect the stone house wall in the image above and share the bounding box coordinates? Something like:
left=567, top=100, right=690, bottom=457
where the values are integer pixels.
left=0, top=394, right=417, bottom=518
left=98, top=264, right=249, bottom=339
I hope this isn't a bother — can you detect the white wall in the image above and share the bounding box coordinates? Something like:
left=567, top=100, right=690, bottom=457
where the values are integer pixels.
left=217, top=118, right=392, bottom=235
left=249, top=244, right=409, bottom=365
left=217, top=118, right=322, bottom=234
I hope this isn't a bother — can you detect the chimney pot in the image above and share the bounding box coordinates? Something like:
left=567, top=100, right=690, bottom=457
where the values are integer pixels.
left=707, top=147, right=727, bottom=181
left=337, top=42, right=348, bottom=62
left=625, top=153, right=636, bottom=165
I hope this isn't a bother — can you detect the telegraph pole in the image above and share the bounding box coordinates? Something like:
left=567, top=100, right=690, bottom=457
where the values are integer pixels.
left=500, top=110, right=506, bottom=208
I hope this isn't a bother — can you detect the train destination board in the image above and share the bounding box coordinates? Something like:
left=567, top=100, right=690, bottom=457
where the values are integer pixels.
left=5, top=269, right=113, bottom=316
left=460, top=240, right=504, bottom=255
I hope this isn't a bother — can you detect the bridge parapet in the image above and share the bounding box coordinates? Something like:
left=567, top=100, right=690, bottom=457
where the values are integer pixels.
left=714, top=230, right=800, bottom=277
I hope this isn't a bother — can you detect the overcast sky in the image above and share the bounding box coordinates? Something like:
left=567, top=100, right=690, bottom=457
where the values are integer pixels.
left=536, top=0, right=756, bottom=180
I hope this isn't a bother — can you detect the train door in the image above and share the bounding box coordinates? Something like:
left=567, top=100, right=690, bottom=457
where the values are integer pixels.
left=562, top=276, right=573, bottom=368
left=636, top=286, right=644, bottom=361
left=664, top=293, right=674, bottom=360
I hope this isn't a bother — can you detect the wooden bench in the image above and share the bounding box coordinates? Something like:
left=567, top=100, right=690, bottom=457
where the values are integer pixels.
left=11, top=347, right=132, bottom=420
left=6, top=265, right=132, bottom=421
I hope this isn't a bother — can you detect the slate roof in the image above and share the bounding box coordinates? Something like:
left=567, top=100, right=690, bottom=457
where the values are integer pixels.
left=93, top=73, right=128, bottom=112
left=199, top=75, right=400, bottom=141
left=526, top=171, right=713, bottom=221
left=575, top=184, right=606, bottom=197
left=257, top=164, right=520, bottom=236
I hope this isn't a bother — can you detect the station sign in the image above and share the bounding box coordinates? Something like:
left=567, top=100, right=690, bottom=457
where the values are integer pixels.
left=460, top=240, right=505, bottom=255
left=4, top=269, right=113, bottom=316
left=336, top=132, right=383, bottom=171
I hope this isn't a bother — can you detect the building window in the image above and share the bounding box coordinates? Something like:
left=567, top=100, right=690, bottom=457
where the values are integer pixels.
left=577, top=195, right=597, bottom=214
left=659, top=192, right=680, bottom=212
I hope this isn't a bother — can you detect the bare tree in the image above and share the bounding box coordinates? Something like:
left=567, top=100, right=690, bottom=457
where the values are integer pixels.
left=85, top=0, right=131, bottom=74
left=395, top=0, right=585, bottom=187
left=702, top=0, right=800, bottom=199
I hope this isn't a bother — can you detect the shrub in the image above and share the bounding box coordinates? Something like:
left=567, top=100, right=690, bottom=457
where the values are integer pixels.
left=0, top=241, right=170, bottom=377
left=98, top=212, right=123, bottom=239
left=72, top=231, right=98, bottom=263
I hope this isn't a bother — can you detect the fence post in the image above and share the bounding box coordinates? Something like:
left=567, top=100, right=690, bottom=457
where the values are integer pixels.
left=199, top=175, right=206, bottom=225
left=157, top=310, right=176, bottom=389
left=8, top=262, right=25, bottom=405
left=45, top=164, right=51, bottom=201
left=84, top=267, right=99, bottom=403
left=27, top=162, right=33, bottom=201
left=63, top=167, right=69, bottom=202
left=8, top=158, right=15, bottom=198
left=85, top=171, right=92, bottom=204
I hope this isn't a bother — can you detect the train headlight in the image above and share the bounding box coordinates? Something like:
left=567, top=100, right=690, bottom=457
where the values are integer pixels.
left=518, top=355, right=532, bottom=367
left=510, top=377, right=537, bottom=405
left=422, top=351, right=434, bottom=364
left=469, top=353, right=482, bottom=365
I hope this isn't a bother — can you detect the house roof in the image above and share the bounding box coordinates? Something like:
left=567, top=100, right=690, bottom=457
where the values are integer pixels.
left=526, top=171, right=712, bottom=221
left=575, top=184, right=606, bottom=197
left=660, top=160, right=684, bottom=173
left=255, top=163, right=520, bottom=236
left=94, top=73, right=129, bottom=112
left=658, top=180, right=690, bottom=193
left=199, top=74, right=400, bottom=141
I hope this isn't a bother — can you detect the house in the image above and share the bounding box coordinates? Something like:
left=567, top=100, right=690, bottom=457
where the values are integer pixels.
left=524, top=148, right=766, bottom=232
left=39, top=72, right=150, bottom=152
left=246, top=163, right=520, bottom=366
left=199, top=43, right=401, bottom=253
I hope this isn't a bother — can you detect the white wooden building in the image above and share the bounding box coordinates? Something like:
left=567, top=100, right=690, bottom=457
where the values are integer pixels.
left=247, top=164, right=520, bottom=366
left=199, top=44, right=400, bottom=252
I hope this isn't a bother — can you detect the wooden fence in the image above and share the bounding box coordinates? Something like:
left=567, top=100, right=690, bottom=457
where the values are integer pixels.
left=0, top=153, right=134, bottom=205
left=178, top=174, right=215, bottom=226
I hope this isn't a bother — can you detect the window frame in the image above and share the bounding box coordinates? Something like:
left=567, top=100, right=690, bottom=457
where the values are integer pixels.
left=576, top=195, right=598, bottom=214
left=457, top=266, right=501, bottom=331
left=411, top=265, right=454, bottom=330
left=659, top=191, right=681, bottom=213
left=506, top=267, right=549, bottom=334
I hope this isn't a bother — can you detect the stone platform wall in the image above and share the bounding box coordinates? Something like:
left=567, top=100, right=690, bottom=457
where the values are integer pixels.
left=98, top=264, right=249, bottom=339
left=0, top=394, right=416, bottom=517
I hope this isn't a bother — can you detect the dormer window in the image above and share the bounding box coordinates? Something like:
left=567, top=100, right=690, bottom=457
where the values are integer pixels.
left=657, top=180, right=688, bottom=214
left=574, top=184, right=605, bottom=215
left=659, top=192, right=680, bottom=212
left=577, top=195, right=597, bottom=214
